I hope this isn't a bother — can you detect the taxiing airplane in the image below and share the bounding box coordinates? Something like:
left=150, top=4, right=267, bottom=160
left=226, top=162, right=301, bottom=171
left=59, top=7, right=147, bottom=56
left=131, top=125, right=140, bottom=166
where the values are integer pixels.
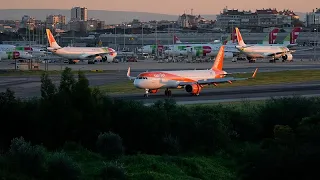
left=46, top=29, right=117, bottom=63
left=235, top=27, right=300, bottom=63
left=127, top=45, right=258, bottom=97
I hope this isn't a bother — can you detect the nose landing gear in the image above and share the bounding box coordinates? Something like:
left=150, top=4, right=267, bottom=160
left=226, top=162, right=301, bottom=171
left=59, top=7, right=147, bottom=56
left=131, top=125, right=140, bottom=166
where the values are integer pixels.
left=144, top=89, right=149, bottom=97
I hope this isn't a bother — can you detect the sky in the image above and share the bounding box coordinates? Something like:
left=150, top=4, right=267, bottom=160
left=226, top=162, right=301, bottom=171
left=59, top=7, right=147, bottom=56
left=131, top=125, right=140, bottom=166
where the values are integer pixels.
left=1, top=0, right=317, bottom=14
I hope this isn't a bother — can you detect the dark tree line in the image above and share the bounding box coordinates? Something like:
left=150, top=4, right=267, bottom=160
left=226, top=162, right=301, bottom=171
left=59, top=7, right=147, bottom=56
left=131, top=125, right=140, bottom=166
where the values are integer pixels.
left=1, top=67, right=320, bottom=179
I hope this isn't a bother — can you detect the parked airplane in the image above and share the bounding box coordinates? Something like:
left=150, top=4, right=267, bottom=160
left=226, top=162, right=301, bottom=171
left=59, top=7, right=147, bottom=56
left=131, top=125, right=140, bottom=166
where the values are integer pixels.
left=0, top=44, right=46, bottom=57
left=126, top=45, right=258, bottom=97
left=235, top=27, right=298, bottom=63
left=46, top=29, right=117, bottom=63
left=0, top=51, right=32, bottom=61
left=164, top=28, right=280, bottom=57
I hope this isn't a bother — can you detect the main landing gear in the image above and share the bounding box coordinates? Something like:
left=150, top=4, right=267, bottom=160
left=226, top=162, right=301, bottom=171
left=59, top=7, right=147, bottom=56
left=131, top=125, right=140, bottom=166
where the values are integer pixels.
left=164, top=88, right=172, bottom=97
left=143, top=88, right=172, bottom=97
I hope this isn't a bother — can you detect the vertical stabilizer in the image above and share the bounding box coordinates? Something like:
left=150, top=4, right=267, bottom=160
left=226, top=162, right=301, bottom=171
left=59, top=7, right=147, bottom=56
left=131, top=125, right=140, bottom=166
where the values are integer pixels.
left=290, top=27, right=302, bottom=44
left=265, top=28, right=279, bottom=44
left=235, top=27, right=246, bottom=47
left=226, top=28, right=237, bottom=45
left=46, top=29, right=61, bottom=49
left=211, top=45, right=224, bottom=70
left=174, top=35, right=182, bottom=44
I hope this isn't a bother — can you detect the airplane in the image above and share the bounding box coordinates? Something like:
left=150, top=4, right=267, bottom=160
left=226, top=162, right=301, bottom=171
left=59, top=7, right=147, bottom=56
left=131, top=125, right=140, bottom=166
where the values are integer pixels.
left=126, top=45, right=258, bottom=97
left=235, top=27, right=300, bottom=63
left=45, top=29, right=117, bottom=63
left=164, top=28, right=280, bottom=57
left=0, top=51, right=32, bottom=61
left=0, top=44, right=46, bottom=57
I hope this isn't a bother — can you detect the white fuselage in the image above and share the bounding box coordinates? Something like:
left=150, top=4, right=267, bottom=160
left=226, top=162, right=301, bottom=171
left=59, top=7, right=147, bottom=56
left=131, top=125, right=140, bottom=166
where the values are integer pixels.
left=165, top=44, right=238, bottom=57
left=0, top=45, right=45, bottom=57
left=0, top=51, right=33, bottom=60
left=238, top=45, right=289, bottom=58
left=48, top=47, right=117, bottom=60
left=134, top=69, right=226, bottom=89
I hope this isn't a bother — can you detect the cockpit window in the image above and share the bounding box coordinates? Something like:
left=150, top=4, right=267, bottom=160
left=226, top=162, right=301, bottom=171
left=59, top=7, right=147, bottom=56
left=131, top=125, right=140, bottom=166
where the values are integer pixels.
left=137, top=77, right=148, bottom=79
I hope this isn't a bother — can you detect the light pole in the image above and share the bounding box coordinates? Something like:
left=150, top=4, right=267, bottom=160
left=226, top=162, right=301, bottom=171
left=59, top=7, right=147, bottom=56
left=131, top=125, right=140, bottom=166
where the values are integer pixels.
left=155, top=21, right=158, bottom=58
left=141, top=22, right=144, bottom=49
left=229, top=20, right=235, bottom=42
left=123, top=22, right=126, bottom=51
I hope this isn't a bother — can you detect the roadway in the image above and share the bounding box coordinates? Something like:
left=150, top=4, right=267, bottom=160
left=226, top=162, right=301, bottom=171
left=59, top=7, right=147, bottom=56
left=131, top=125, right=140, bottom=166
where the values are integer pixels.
left=0, top=59, right=320, bottom=100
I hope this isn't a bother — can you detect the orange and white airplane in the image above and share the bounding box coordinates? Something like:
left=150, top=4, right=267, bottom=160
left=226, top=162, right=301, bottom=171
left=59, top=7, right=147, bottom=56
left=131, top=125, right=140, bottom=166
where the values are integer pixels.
left=127, top=46, right=258, bottom=97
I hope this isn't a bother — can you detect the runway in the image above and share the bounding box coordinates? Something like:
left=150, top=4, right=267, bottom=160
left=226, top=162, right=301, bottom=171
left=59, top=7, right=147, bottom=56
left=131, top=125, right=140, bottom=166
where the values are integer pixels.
left=110, top=81, right=320, bottom=105
left=0, top=60, right=320, bottom=98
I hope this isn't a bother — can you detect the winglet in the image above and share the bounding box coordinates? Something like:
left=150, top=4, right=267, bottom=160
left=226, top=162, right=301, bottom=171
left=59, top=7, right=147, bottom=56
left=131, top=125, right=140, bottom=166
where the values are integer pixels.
left=127, top=67, right=136, bottom=80
left=252, top=68, right=258, bottom=78
left=127, top=67, right=131, bottom=78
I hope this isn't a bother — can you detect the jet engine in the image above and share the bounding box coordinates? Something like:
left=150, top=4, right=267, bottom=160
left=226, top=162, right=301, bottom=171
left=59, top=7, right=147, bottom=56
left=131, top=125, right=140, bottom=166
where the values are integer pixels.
left=282, top=54, right=293, bottom=61
left=148, top=89, right=159, bottom=94
left=103, top=55, right=114, bottom=62
left=185, top=84, right=202, bottom=95
left=224, top=52, right=234, bottom=58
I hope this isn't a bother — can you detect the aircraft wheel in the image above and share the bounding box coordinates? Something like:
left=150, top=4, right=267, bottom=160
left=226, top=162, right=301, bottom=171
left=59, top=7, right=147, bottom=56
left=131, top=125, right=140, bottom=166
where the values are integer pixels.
left=168, top=90, right=172, bottom=97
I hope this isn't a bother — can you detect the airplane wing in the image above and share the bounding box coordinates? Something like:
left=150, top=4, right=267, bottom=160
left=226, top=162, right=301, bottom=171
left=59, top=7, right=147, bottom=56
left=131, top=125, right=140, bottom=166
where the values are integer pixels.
left=289, top=47, right=315, bottom=53
left=81, top=53, right=111, bottom=59
left=126, top=67, right=136, bottom=80
left=179, top=68, right=258, bottom=86
left=263, top=47, right=315, bottom=57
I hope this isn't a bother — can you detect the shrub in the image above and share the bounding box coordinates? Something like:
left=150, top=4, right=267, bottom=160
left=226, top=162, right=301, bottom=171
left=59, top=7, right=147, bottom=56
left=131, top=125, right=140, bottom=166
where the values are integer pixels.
left=97, top=132, right=124, bottom=159
left=99, top=162, right=126, bottom=180
left=162, top=133, right=180, bottom=155
left=8, top=137, right=46, bottom=177
left=47, top=151, right=82, bottom=180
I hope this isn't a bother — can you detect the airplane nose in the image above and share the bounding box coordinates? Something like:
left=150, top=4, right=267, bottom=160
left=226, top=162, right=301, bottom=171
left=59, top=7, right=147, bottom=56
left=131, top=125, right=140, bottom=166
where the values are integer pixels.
left=133, top=79, right=139, bottom=88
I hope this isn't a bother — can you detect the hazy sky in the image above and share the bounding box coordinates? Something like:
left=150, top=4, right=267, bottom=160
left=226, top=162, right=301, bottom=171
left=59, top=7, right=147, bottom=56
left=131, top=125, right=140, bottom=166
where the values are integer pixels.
left=1, top=0, right=317, bottom=14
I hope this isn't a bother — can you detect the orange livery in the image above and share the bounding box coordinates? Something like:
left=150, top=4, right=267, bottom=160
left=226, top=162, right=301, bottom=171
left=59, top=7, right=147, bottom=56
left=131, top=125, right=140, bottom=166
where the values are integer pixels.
left=127, top=46, right=258, bottom=97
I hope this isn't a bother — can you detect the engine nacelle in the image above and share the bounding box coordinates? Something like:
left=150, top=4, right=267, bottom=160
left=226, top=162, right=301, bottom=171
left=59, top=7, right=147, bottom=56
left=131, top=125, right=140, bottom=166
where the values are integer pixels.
left=148, top=89, right=159, bottom=94
left=282, top=54, right=293, bottom=61
left=224, top=52, right=234, bottom=58
left=185, top=84, right=202, bottom=95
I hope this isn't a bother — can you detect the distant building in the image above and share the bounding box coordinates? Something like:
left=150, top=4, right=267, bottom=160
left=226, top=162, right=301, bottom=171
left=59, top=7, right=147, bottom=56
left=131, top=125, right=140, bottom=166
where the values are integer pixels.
left=46, top=14, right=66, bottom=29
left=305, top=8, right=320, bottom=27
left=71, top=7, right=88, bottom=21
left=216, top=7, right=299, bottom=29
left=20, top=15, right=36, bottom=30
left=177, top=14, right=203, bottom=28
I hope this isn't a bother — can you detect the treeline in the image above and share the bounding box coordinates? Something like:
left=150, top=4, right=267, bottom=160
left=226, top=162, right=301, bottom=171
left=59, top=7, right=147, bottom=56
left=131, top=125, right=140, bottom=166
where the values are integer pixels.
left=1, top=67, right=320, bottom=179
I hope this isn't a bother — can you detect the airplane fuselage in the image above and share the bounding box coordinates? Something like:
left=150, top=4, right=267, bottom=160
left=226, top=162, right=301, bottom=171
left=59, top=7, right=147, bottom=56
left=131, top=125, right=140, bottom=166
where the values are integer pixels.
left=134, top=69, right=226, bottom=89
left=49, top=47, right=117, bottom=60
left=237, top=45, right=289, bottom=58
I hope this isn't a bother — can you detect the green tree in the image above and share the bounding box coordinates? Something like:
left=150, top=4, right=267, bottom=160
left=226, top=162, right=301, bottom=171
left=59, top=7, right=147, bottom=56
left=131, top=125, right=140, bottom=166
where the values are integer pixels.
left=40, top=73, right=57, bottom=100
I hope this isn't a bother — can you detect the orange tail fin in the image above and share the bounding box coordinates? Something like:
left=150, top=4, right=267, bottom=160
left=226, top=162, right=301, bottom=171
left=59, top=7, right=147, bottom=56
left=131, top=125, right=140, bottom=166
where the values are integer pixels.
left=211, top=45, right=224, bottom=70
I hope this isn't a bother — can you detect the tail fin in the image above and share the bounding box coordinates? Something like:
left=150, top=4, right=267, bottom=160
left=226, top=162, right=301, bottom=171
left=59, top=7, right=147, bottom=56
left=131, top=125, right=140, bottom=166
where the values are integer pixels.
left=235, top=27, right=246, bottom=47
left=268, top=28, right=279, bottom=44
left=46, top=29, right=61, bottom=49
left=224, top=35, right=231, bottom=45
left=290, top=27, right=302, bottom=44
left=174, top=35, right=182, bottom=44
left=225, top=28, right=237, bottom=45
left=211, top=45, right=224, bottom=70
